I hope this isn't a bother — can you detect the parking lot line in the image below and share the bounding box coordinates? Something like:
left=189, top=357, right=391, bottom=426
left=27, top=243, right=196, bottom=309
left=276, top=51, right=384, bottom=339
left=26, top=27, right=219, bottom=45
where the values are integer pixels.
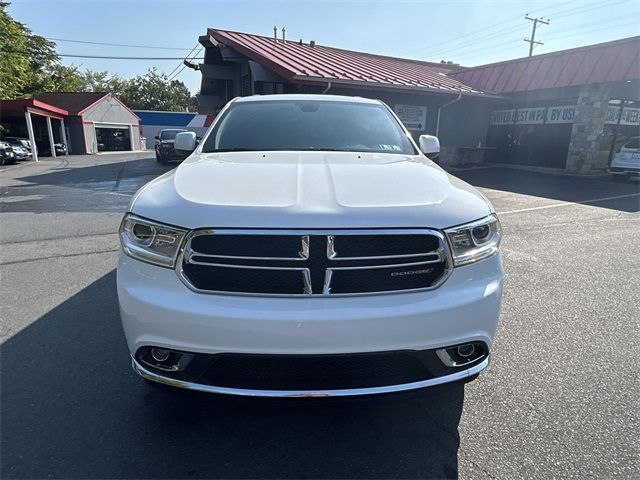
left=497, top=192, right=640, bottom=215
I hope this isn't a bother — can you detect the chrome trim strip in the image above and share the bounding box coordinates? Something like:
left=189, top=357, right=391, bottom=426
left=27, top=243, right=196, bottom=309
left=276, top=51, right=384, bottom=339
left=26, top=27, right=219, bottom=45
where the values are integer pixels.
left=182, top=260, right=312, bottom=295
left=326, top=233, right=442, bottom=261
left=322, top=258, right=444, bottom=294
left=187, top=233, right=309, bottom=261
left=176, top=228, right=453, bottom=297
left=133, top=356, right=489, bottom=397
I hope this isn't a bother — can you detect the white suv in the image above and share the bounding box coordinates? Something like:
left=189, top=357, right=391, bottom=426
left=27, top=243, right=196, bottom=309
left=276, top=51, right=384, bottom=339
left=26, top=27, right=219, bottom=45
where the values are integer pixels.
left=117, top=95, right=503, bottom=397
left=610, top=137, right=640, bottom=182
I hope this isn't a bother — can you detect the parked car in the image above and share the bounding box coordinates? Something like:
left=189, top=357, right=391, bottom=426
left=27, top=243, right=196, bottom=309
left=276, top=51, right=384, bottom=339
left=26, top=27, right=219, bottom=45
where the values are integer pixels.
left=118, top=95, right=504, bottom=397
left=5, top=139, right=32, bottom=161
left=36, top=140, right=67, bottom=156
left=154, top=128, right=189, bottom=165
left=5, top=137, right=33, bottom=155
left=0, top=141, right=16, bottom=165
left=610, top=136, right=640, bottom=182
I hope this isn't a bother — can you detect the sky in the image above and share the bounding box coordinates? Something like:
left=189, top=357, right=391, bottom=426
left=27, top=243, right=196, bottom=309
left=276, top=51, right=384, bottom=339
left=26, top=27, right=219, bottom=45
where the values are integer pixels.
left=8, top=0, right=640, bottom=94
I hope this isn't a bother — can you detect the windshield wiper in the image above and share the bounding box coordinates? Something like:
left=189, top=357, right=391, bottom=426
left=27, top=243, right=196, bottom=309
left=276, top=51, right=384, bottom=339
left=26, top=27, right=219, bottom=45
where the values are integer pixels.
left=301, top=147, right=354, bottom=152
left=207, top=148, right=260, bottom=153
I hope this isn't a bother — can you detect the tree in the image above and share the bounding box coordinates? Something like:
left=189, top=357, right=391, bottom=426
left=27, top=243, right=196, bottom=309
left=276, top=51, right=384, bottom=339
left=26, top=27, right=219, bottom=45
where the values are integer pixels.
left=119, top=69, right=194, bottom=111
left=0, top=1, right=33, bottom=98
left=1, top=3, right=197, bottom=111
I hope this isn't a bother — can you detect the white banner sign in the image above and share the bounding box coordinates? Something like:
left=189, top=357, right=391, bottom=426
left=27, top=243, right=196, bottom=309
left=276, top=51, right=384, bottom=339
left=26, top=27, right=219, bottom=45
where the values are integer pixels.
left=490, top=109, right=516, bottom=126
left=516, top=107, right=546, bottom=125
left=546, top=105, right=575, bottom=124
left=605, top=106, right=640, bottom=126
left=394, top=104, right=427, bottom=131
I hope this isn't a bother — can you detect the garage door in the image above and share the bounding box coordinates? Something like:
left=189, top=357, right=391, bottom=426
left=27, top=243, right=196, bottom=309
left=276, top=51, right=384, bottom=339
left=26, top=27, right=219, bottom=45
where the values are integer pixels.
left=95, top=124, right=132, bottom=152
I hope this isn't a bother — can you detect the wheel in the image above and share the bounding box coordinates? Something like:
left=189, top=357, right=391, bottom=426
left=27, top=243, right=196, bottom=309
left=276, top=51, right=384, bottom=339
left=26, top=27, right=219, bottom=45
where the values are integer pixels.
left=612, top=173, right=629, bottom=183
left=159, top=156, right=169, bottom=165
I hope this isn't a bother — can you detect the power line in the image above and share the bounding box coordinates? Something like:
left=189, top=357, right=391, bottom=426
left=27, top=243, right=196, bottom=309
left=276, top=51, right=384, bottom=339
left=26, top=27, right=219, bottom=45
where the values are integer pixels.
left=46, top=37, right=195, bottom=51
left=0, top=49, right=204, bottom=60
left=411, top=0, right=624, bottom=60
left=425, top=24, right=527, bottom=59
left=169, top=47, right=203, bottom=81
left=550, top=0, right=629, bottom=20
left=404, top=0, right=585, bottom=56
left=58, top=53, right=204, bottom=60
left=450, top=18, right=639, bottom=63
left=167, top=43, right=201, bottom=78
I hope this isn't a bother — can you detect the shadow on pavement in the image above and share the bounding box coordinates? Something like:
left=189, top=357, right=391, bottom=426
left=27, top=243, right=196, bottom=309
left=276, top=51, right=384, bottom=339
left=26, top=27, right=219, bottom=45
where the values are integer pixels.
left=16, top=156, right=170, bottom=188
left=2, top=271, right=465, bottom=479
left=454, top=167, right=640, bottom=213
left=1, top=156, right=172, bottom=215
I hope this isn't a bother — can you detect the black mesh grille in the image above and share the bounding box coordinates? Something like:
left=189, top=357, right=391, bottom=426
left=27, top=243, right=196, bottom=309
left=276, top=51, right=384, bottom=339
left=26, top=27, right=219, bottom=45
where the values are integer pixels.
left=191, top=234, right=303, bottom=258
left=181, top=231, right=448, bottom=295
left=198, top=351, right=447, bottom=390
left=332, top=234, right=440, bottom=258
left=329, top=263, right=447, bottom=294
left=183, top=264, right=306, bottom=294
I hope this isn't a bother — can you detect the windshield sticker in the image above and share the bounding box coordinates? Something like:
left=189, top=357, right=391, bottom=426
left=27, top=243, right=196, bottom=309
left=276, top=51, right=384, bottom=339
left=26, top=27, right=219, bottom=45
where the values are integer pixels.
left=379, top=144, right=402, bottom=151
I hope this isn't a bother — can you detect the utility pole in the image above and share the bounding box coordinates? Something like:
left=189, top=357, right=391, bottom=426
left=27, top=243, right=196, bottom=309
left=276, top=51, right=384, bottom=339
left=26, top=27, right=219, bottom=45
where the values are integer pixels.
left=524, top=15, right=549, bottom=57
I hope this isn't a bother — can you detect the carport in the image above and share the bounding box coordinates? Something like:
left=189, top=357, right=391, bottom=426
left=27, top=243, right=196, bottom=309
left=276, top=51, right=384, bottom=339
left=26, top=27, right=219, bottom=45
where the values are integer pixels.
left=0, top=99, right=69, bottom=161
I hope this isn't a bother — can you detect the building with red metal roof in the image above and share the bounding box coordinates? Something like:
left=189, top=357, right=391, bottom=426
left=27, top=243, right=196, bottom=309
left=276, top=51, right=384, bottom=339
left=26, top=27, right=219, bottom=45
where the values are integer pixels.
left=1, top=92, right=141, bottom=158
left=448, top=36, right=639, bottom=94
left=196, top=29, right=638, bottom=174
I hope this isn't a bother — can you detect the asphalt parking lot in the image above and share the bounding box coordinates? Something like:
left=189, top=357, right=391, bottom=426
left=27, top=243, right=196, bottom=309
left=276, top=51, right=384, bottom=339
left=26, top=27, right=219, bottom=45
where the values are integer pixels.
left=1, top=153, right=639, bottom=479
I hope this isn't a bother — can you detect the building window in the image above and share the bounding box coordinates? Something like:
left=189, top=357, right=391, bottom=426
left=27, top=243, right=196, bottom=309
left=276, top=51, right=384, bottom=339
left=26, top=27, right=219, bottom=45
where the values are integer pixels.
left=255, top=82, right=285, bottom=95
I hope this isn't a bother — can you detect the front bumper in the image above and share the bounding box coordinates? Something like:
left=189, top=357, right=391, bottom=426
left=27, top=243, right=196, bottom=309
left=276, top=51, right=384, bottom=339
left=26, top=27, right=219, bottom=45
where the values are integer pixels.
left=610, top=166, right=640, bottom=176
left=117, top=253, right=503, bottom=395
left=132, top=355, right=489, bottom=397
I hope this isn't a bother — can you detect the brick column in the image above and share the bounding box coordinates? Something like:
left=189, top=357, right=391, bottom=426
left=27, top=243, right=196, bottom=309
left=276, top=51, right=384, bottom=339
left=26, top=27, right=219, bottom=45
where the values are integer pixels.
left=565, top=84, right=611, bottom=174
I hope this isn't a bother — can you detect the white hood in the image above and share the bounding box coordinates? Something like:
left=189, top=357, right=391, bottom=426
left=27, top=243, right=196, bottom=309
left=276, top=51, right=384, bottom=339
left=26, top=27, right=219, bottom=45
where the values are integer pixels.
left=130, top=151, right=492, bottom=229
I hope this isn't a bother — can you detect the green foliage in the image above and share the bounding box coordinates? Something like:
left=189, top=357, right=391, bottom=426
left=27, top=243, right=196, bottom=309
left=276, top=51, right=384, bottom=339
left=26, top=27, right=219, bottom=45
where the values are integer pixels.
left=119, top=68, right=194, bottom=111
left=0, top=2, right=197, bottom=111
left=0, top=1, right=33, bottom=98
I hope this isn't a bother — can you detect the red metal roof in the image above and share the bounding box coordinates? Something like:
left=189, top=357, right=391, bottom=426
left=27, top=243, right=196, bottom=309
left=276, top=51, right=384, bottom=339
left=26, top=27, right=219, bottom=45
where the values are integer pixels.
left=35, top=92, right=108, bottom=115
left=0, top=99, right=69, bottom=119
left=208, top=29, right=490, bottom=96
left=449, top=36, right=640, bottom=94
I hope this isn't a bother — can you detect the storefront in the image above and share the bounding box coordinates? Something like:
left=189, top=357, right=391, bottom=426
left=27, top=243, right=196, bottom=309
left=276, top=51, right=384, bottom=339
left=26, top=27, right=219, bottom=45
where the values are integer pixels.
left=195, top=30, right=639, bottom=174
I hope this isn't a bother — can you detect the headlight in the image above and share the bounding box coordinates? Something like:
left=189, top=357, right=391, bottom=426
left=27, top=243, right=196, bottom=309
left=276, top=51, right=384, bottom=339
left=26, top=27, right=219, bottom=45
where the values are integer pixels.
left=445, top=214, right=502, bottom=267
left=119, top=214, right=187, bottom=267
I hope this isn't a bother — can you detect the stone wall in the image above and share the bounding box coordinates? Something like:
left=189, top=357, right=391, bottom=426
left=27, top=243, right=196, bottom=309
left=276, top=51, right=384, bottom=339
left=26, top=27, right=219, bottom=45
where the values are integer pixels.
left=565, top=84, right=611, bottom=174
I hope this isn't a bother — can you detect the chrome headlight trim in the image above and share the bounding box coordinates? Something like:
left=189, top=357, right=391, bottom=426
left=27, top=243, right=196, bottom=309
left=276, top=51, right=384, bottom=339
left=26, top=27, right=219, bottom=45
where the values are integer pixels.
left=119, top=214, right=187, bottom=268
left=444, top=214, right=502, bottom=267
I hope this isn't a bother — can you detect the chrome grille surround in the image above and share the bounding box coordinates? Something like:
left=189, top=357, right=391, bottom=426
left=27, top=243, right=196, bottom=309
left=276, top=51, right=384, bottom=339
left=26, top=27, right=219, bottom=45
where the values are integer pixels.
left=176, top=229, right=453, bottom=297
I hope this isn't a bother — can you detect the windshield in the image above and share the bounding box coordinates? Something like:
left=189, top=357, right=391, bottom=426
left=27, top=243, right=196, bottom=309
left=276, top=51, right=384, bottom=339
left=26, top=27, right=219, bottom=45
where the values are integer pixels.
left=160, top=130, right=185, bottom=140
left=202, top=100, right=417, bottom=154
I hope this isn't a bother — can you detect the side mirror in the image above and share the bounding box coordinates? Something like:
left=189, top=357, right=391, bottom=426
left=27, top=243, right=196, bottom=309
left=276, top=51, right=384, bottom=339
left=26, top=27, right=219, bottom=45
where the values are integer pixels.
left=154, top=135, right=160, bottom=140
left=418, top=134, right=440, bottom=157
left=174, top=131, right=197, bottom=155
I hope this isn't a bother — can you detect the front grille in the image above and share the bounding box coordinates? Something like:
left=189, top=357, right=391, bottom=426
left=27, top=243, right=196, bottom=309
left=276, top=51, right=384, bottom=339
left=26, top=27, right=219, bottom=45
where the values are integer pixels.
left=178, top=230, right=450, bottom=295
